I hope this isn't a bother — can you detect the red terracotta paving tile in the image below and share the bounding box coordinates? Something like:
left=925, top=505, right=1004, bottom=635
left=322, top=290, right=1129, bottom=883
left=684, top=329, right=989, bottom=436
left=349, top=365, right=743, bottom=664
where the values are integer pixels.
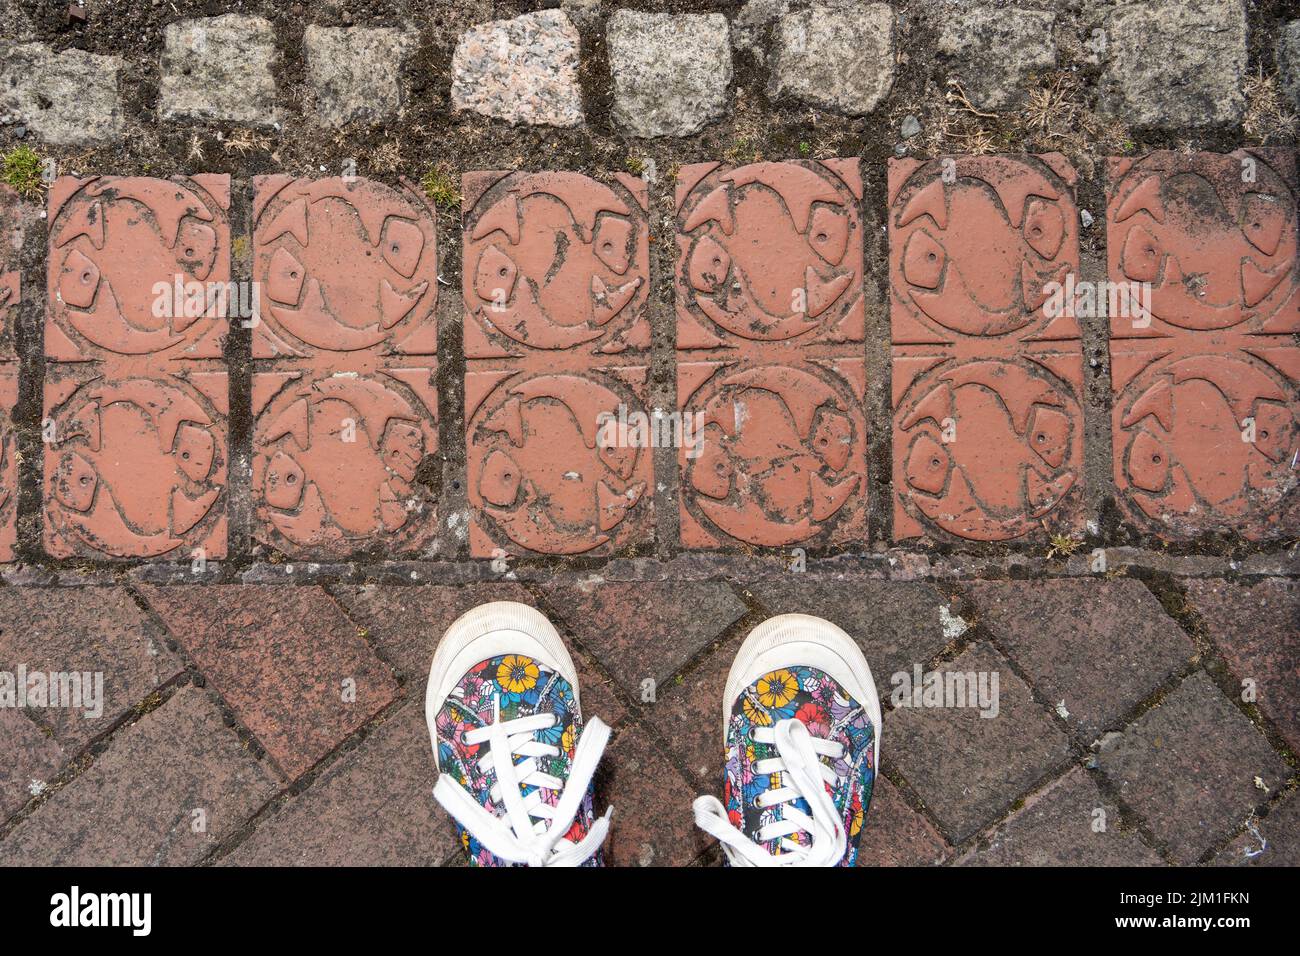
left=1107, top=150, right=1300, bottom=539
left=676, top=160, right=868, bottom=550
left=249, top=176, right=440, bottom=557
left=140, top=585, right=400, bottom=781
left=46, top=175, right=231, bottom=363
left=463, top=171, right=649, bottom=359
left=43, top=175, right=232, bottom=561
left=251, top=367, right=438, bottom=557
left=463, top=171, right=652, bottom=558
left=251, top=176, right=439, bottom=360
left=42, top=364, right=229, bottom=559
left=676, top=160, right=864, bottom=349
left=889, top=155, right=1085, bottom=543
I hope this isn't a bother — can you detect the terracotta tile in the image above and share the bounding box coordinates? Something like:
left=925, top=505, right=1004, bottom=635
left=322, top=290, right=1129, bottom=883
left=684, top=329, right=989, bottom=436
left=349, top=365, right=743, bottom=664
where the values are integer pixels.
left=463, top=171, right=652, bottom=559
left=42, top=364, right=229, bottom=559
left=675, top=160, right=864, bottom=349
left=43, top=175, right=232, bottom=561
left=251, top=176, right=438, bottom=360
left=251, top=366, right=438, bottom=557
left=676, top=160, right=868, bottom=550
left=889, top=155, right=1085, bottom=542
left=1107, top=151, right=1300, bottom=539
left=248, top=176, right=441, bottom=558
left=139, top=585, right=400, bottom=781
left=46, top=175, right=230, bottom=363
left=463, top=171, right=649, bottom=358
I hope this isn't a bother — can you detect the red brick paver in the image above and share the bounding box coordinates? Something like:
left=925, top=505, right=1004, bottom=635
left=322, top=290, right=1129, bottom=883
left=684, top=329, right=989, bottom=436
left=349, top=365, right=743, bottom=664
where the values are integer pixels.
left=0, top=709, right=65, bottom=823
left=1215, top=789, right=1300, bottom=867
left=856, top=775, right=950, bottom=867
left=1108, top=151, right=1300, bottom=539
left=1184, top=577, right=1300, bottom=753
left=677, top=160, right=868, bottom=549
left=1097, top=671, right=1288, bottom=864
left=141, top=585, right=399, bottom=780
left=0, top=685, right=277, bottom=866
left=223, top=702, right=457, bottom=867
left=463, top=171, right=652, bottom=558
left=542, top=580, right=746, bottom=695
left=252, top=176, right=439, bottom=558
left=887, top=642, right=1072, bottom=843
left=969, top=579, right=1196, bottom=739
left=44, top=175, right=232, bottom=560
left=889, top=155, right=1085, bottom=542
left=958, top=768, right=1163, bottom=866
left=0, top=586, right=183, bottom=751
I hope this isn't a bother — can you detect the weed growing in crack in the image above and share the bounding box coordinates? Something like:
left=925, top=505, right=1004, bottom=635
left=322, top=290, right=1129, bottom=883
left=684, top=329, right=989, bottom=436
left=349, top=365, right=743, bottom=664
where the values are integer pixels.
left=2, top=145, right=44, bottom=199
left=421, top=165, right=461, bottom=210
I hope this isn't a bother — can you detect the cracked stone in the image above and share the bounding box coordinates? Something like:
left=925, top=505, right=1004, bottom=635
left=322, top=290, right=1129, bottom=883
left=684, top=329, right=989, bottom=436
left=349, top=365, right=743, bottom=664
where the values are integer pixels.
left=304, top=25, right=418, bottom=127
left=159, top=15, right=279, bottom=126
left=608, top=11, right=733, bottom=138
left=451, top=11, right=584, bottom=128
left=937, top=6, right=1056, bottom=110
left=1099, top=0, right=1247, bottom=127
left=0, top=42, right=124, bottom=144
left=768, top=2, right=895, bottom=116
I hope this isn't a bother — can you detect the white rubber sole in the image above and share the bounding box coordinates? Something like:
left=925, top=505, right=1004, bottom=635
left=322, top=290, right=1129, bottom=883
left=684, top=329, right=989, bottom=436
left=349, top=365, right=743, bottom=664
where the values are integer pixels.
left=722, top=613, right=882, bottom=760
left=424, top=601, right=579, bottom=770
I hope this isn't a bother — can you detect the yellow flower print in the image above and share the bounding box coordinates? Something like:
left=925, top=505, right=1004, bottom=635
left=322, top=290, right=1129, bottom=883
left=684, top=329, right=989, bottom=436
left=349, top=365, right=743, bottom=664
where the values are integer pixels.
left=850, top=803, right=864, bottom=836
left=497, top=655, right=539, bottom=694
left=757, top=669, right=798, bottom=709
left=562, top=722, right=577, bottom=754
left=742, top=696, right=773, bottom=726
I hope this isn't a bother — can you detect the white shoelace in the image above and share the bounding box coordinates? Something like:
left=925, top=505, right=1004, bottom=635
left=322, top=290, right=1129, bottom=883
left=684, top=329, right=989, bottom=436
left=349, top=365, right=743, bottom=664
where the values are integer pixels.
left=693, top=717, right=848, bottom=867
left=434, top=697, right=612, bottom=867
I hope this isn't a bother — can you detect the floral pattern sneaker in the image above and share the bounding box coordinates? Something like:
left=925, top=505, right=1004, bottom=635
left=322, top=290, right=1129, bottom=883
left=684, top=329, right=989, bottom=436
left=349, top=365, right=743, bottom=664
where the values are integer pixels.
left=426, top=602, right=612, bottom=867
left=693, top=614, right=880, bottom=867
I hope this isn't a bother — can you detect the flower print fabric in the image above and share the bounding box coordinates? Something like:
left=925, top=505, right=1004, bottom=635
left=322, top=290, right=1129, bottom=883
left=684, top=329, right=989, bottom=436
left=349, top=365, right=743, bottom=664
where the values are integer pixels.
left=723, top=666, right=876, bottom=866
left=435, top=654, right=600, bottom=867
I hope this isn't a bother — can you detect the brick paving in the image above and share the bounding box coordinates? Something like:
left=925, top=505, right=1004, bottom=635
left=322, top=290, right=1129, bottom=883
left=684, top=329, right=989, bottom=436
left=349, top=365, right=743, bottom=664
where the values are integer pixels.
left=0, top=145, right=1295, bottom=866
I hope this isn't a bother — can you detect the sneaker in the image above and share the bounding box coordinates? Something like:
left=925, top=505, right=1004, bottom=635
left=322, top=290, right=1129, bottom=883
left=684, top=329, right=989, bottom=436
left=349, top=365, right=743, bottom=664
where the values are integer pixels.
left=425, top=601, right=612, bottom=867
left=693, top=614, right=880, bottom=866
